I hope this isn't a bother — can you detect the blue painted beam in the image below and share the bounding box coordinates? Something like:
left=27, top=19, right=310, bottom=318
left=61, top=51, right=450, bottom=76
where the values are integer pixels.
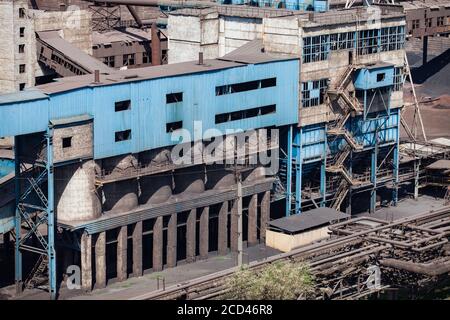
left=14, top=136, right=22, bottom=294
left=286, top=125, right=293, bottom=217
left=295, top=127, right=302, bottom=214
left=46, top=126, right=56, bottom=300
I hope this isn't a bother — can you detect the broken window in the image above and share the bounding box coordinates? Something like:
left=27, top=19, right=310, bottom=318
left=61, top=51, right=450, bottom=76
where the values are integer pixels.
left=215, top=77, right=277, bottom=96
left=115, top=100, right=131, bottom=112
left=115, top=129, right=132, bottom=142
left=19, top=8, right=25, bottom=18
left=19, top=64, right=25, bottom=74
left=166, top=121, right=183, bottom=132
left=19, top=27, right=25, bottom=38
left=302, top=79, right=328, bottom=108
left=142, top=51, right=151, bottom=64
left=302, top=35, right=329, bottom=63
left=412, top=19, right=420, bottom=30
left=103, top=56, right=115, bottom=67
left=19, top=83, right=25, bottom=91
left=123, top=54, right=135, bottom=66
left=437, top=17, right=444, bottom=27
left=358, top=29, right=379, bottom=55
left=393, top=67, right=403, bottom=91
left=62, top=137, right=72, bottom=148
left=18, top=44, right=24, bottom=53
left=214, top=105, right=276, bottom=124
left=166, top=92, right=183, bottom=104
left=377, top=73, right=385, bottom=82
left=425, top=18, right=432, bottom=28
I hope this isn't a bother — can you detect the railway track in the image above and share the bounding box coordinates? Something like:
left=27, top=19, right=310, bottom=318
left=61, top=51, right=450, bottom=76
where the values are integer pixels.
left=130, top=206, right=450, bottom=300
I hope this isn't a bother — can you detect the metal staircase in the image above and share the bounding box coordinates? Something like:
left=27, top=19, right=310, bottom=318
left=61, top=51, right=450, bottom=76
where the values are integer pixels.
left=25, top=254, right=49, bottom=290
left=326, top=65, right=365, bottom=210
left=330, top=179, right=349, bottom=210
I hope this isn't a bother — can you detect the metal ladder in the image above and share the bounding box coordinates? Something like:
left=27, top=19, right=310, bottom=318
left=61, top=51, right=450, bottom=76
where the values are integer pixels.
left=25, top=254, right=49, bottom=290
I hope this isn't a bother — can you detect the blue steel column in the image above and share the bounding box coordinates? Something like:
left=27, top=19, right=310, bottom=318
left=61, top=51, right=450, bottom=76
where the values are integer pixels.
left=285, top=125, right=293, bottom=216
left=370, top=144, right=378, bottom=213
left=46, top=126, right=56, bottom=300
left=392, top=112, right=400, bottom=205
left=320, top=125, right=327, bottom=207
left=14, top=136, right=22, bottom=294
left=295, top=127, right=302, bottom=214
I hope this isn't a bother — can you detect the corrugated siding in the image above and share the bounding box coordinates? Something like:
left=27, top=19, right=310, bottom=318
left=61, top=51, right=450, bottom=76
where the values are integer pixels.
left=0, top=60, right=299, bottom=160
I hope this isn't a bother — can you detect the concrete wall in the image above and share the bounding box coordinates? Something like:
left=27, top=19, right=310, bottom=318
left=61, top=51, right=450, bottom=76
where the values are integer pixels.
left=31, top=8, right=93, bottom=55
left=0, top=0, right=37, bottom=94
left=266, top=226, right=330, bottom=252
left=53, top=121, right=93, bottom=163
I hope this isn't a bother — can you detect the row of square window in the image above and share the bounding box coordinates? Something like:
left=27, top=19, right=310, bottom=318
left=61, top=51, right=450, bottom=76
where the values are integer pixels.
left=113, top=77, right=278, bottom=111
left=112, top=104, right=277, bottom=143
left=411, top=16, right=449, bottom=29
left=302, top=27, right=405, bottom=63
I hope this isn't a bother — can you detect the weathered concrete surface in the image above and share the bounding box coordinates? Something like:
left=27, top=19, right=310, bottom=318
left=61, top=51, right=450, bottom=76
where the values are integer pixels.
left=132, top=221, right=143, bottom=277
left=199, top=206, right=209, bottom=260
left=117, top=226, right=127, bottom=282
left=260, top=191, right=270, bottom=243
left=218, top=201, right=228, bottom=255
left=95, top=232, right=106, bottom=289
left=152, top=216, right=163, bottom=271
left=248, top=194, right=258, bottom=246
left=186, top=209, right=196, bottom=263
left=167, top=213, right=177, bottom=268
left=80, top=232, right=92, bottom=291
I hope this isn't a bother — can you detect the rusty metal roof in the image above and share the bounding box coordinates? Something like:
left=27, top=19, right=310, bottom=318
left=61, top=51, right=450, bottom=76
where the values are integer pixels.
left=269, top=207, right=350, bottom=234
left=36, top=53, right=297, bottom=95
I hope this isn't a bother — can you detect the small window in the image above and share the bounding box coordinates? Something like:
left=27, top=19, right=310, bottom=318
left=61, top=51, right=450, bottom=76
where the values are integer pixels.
left=115, top=129, right=132, bottom=142
left=166, top=121, right=183, bottom=133
left=260, top=104, right=276, bottom=115
left=261, top=78, right=277, bottom=88
left=62, top=137, right=72, bottom=148
left=437, top=17, right=444, bottom=27
left=19, top=83, right=25, bottom=91
left=19, top=8, right=25, bottom=18
left=19, top=27, right=25, bottom=37
left=166, top=92, right=183, bottom=104
left=18, top=44, right=25, bottom=53
left=425, top=18, right=432, bottom=28
left=376, top=73, right=385, bottom=82
left=115, top=100, right=131, bottom=112
left=19, top=64, right=26, bottom=73
left=142, top=51, right=151, bottom=64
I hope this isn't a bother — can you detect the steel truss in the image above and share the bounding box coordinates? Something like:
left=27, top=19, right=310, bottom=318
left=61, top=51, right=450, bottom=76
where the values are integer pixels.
left=14, top=126, right=56, bottom=299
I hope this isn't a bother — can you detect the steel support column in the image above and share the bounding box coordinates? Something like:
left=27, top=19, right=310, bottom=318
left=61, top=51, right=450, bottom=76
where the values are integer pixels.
left=321, top=126, right=327, bottom=207
left=423, top=36, right=428, bottom=65
left=46, top=127, right=56, bottom=299
left=294, top=127, right=302, bottom=214
left=393, top=112, right=400, bottom=205
left=286, top=125, right=293, bottom=216
left=14, top=136, right=22, bottom=294
left=370, top=146, right=378, bottom=213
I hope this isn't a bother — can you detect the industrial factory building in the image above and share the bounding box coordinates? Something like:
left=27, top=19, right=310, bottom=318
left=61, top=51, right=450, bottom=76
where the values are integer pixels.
left=0, top=0, right=450, bottom=301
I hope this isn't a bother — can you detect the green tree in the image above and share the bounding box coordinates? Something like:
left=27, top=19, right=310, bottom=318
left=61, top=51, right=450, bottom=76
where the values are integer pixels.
left=225, top=261, right=315, bottom=300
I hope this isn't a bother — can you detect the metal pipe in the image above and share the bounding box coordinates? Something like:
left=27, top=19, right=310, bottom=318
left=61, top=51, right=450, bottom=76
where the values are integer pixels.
left=86, top=0, right=217, bottom=8
left=126, top=5, right=143, bottom=27
left=380, top=258, right=450, bottom=276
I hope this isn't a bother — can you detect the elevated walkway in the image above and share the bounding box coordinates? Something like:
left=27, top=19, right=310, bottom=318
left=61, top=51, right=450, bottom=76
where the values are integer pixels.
left=37, top=31, right=114, bottom=77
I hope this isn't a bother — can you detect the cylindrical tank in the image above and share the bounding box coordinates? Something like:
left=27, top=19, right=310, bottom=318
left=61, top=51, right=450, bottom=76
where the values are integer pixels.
left=139, top=175, right=172, bottom=205
left=244, top=166, right=266, bottom=183
left=206, top=166, right=235, bottom=190
left=102, top=154, right=138, bottom=176
left=173, top=167, right=205, bottom=198
left=139, top=148, right=171, bottom=168
left=102, top=180, right=139, bottom=212
left=55, top=160, right=101, bottom=221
